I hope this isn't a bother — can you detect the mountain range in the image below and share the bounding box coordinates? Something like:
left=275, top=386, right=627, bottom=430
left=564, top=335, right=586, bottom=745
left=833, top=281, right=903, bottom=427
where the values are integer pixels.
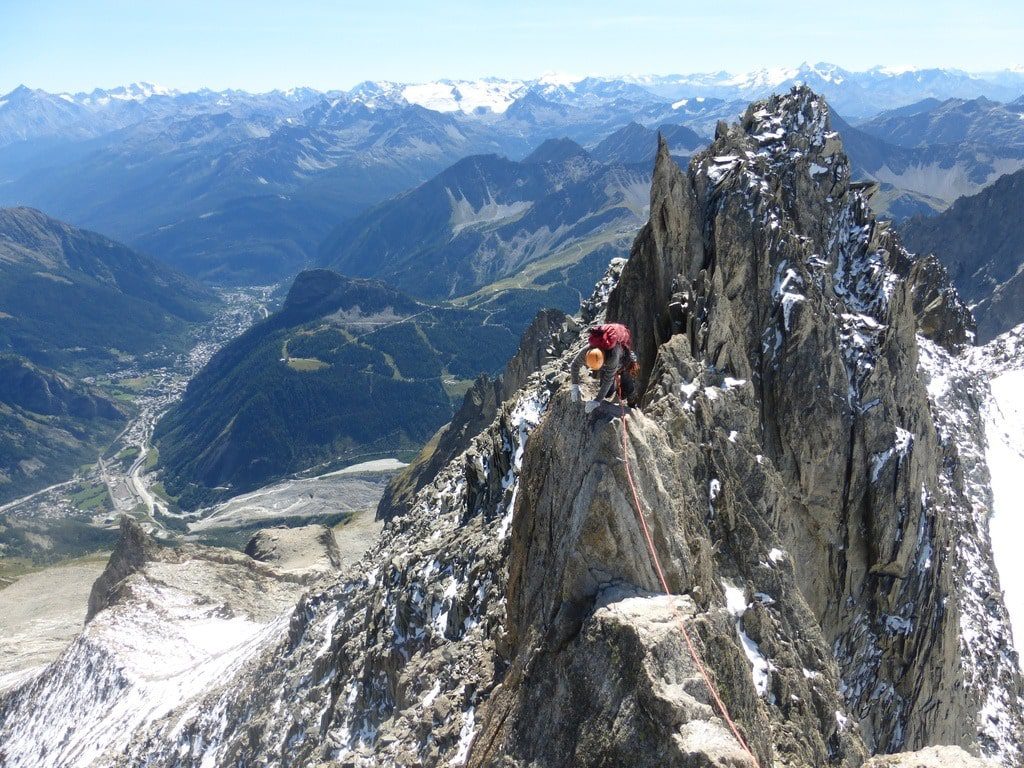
left=858, top=94, right=1024, bottom=149
left=4, top=64, right=1022, bottom=139
left=629, top=63, right=1024, bottom=118
left=152, top=127, right=697, bottom=508
left=3, top=86, right=1021, bottom=768
left=2, top=65, right=1023, bottom=283
left=0, top=98, right=511, bottom=283
left=826, top=106, right=1024, bottom=219
left=319, top=135, right=663, bottom=302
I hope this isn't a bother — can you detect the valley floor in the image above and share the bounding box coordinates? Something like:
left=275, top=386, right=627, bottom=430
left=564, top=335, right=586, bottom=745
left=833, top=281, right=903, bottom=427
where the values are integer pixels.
left=185, top=459, right=397, bottom=550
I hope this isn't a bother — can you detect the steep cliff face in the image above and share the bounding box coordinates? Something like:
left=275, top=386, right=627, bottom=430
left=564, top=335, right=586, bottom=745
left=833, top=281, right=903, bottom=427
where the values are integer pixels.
left=1, top=88, right=1019, bottom=768
left=472, top=343, right=865, bottom=767
left=601, top=87, right=1022, bottom=759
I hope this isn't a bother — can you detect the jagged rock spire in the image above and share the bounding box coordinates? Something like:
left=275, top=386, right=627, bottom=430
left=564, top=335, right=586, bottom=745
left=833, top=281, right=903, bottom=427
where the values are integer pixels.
left=86, top=516, right=159, bottom=622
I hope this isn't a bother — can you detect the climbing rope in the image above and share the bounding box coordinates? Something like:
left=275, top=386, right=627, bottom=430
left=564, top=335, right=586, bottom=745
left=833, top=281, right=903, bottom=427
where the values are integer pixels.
left=614, top=377, right=762, bottom=768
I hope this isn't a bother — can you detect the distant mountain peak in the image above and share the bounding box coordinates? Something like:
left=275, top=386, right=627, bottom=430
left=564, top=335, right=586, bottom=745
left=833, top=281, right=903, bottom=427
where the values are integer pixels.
left=282, top=269, right=420, bottom=321
left=536, top=71, right=582, bottom=88
left=522, top=136, right=589, bottom=164
left=1, top=84, right=42, bottom=103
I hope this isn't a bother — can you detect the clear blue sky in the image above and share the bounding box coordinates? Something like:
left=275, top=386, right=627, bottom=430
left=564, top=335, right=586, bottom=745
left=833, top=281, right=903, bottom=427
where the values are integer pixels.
left=3, top=0, right=1023, bottom=93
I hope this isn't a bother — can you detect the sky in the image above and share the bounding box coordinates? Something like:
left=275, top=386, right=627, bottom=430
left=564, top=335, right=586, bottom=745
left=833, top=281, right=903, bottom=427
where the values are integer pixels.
left=2, top=0, right=1023, bottom=93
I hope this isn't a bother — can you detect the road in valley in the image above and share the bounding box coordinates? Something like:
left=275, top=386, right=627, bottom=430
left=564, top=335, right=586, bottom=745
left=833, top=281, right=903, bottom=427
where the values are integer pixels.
left=101, top=286, right=275, bottom=523
left=1, top=286, right=275, bottom=532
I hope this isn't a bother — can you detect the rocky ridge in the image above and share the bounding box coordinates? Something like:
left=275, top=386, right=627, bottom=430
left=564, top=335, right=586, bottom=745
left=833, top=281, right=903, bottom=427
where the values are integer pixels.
left=377, top=306, right=572, bottom=521
left=606, top=88, right=1023, bottom=760
left=0, top=87, right=1020, bottom=767
left=0, top=518, right=344, bottom=767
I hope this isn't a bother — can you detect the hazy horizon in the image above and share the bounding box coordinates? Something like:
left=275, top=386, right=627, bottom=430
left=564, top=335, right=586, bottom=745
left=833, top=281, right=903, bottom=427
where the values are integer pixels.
left=5, top=61, right=1024, bottom=98
left=3, top=0, right=1023, bottom=94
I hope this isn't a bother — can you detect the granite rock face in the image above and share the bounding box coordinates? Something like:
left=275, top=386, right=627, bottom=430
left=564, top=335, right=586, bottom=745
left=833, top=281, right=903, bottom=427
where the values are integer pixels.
left=1, top=88, right=1020, bottom=768
left=472, top=355, right=865, bottom=767
left=86, top=517, right=161, bottom=622
left=604, top=88, right=1020, bottom=761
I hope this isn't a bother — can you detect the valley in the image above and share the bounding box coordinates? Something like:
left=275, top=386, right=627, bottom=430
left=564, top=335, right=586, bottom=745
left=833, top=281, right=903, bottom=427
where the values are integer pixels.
left=100, top=287, right=276, bottom=521
left=0, top=286, right=273, bottom=561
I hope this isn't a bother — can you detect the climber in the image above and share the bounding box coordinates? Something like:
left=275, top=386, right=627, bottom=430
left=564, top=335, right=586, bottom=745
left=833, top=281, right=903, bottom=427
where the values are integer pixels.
left=570, top=322, right=640, bottom=414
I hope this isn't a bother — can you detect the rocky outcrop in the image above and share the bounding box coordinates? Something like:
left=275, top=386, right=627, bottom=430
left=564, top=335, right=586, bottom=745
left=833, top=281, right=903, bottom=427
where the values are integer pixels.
left=475, top=589, right=773, bottom=768
left=499, top=307, right=570, bottom=398
left=906, top=255, right=976, bottom=350
left=86, top=516, right=161, bottom=621
left=376, top=376, right=504, bottom=521
left=243, top=524, right=342, bottom=572
left=601, top=88, right=1021, bottom=760
left=3, top=87, right=1020, bottom=768
left=88, top=518, right=344, bottom=624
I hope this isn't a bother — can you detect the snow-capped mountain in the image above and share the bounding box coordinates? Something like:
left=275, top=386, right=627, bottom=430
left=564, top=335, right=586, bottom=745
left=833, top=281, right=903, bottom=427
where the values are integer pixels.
left=72, top=81, right=178, bottom=104
left=628, top=62, right=1024, bottom=118
left=347, top=78, right=528, bottom=114
left=2, top=64, right=1023, bottom=283
left=322, top=64, right=1024, bottom=120
left=4, top=63, right=1023, bottom=145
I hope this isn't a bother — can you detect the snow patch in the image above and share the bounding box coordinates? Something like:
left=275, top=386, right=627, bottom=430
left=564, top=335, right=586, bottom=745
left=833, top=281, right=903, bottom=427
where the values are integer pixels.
left=722, top=580, right=773, bottom=699
left=450, top=705, right=476, bottom=765
left=984, top=366, right=1024, bottom=662
left=448, top=188, right=532, bottom=235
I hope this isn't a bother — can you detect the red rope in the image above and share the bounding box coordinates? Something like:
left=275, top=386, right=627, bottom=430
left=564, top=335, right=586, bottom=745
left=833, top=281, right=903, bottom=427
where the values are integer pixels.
left=615, top=377, right=761, bottom=767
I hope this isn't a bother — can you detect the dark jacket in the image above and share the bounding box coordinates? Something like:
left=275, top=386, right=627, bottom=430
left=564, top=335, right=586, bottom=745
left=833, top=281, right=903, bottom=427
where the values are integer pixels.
left=571, top=343, right=637, bottom=401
